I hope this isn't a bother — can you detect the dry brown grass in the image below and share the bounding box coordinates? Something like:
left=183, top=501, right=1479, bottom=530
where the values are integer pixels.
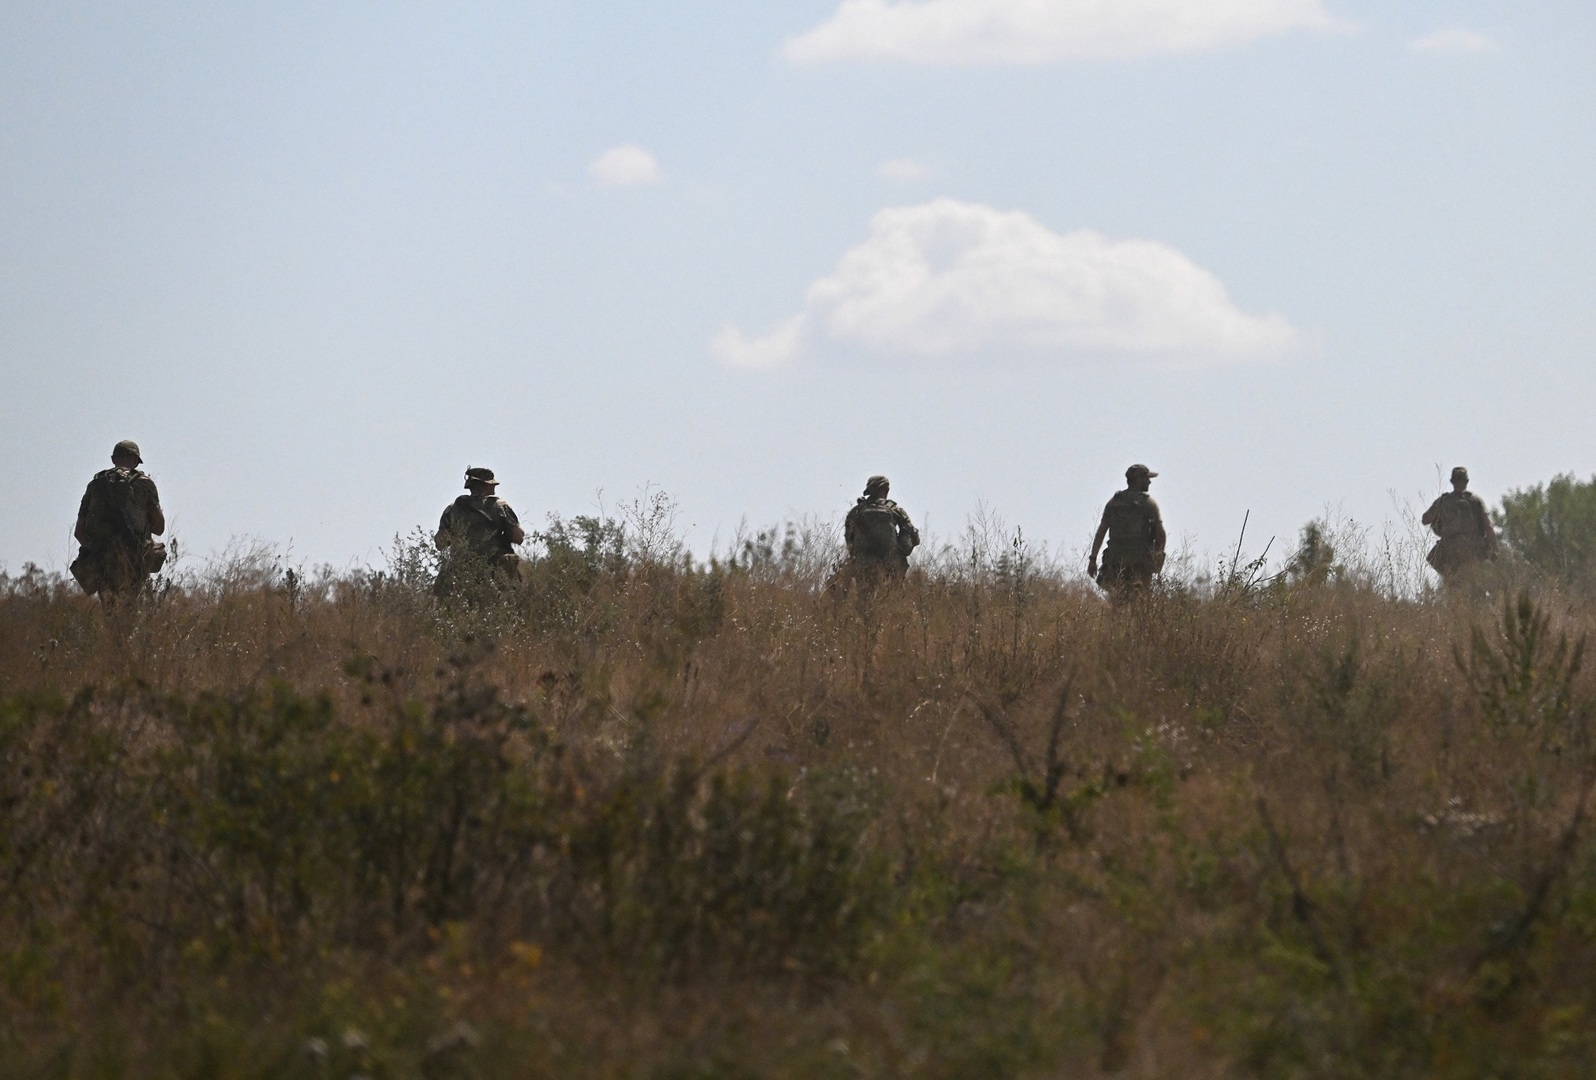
left=3, top=521, right=1596, bottom=1078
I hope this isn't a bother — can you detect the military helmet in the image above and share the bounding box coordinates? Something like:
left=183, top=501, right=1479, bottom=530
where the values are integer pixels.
left=464, top=467, right=498, bottom=488
left=112, top=439, right=142, bottom=465
left=863, top=474, right=890, bottom=496
left=1451, top=466, right=1469, bottom=483
left=1126, top=463, right=1158, bottom=481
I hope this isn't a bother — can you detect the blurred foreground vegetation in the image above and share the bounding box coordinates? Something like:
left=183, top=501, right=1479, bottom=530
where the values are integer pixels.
left=6, top=505, right=1596, bottom=1078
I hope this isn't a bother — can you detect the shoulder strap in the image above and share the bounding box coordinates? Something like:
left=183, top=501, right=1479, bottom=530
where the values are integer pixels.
left=451, top=494, right=488, bottom=519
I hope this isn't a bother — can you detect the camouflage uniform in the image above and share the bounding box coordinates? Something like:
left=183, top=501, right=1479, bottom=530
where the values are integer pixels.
left=1423, top=468, right=1495, bottom=583
left=1090, top=465, right=1166, bottom=599
left=70, top=441, right=166, bottom=597
left=842, top=476, right=920, bottom=583
left=438, top=496, right=521, bottom=561
left=435, top=467, right=523, bottom=587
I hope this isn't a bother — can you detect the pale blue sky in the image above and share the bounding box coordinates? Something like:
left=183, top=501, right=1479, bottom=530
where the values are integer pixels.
left=3, top=1, right=1593, bottom=574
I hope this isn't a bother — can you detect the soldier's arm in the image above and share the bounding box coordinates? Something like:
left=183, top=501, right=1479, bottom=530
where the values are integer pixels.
left=1421, top=498, right=1440, bottom=527
left=895, top=507, right=920, bottom=548
left=499, top=502, right=526, bottom=546
left=73, top=486, right=93, bottom=545
left=435, top=510, right=455, bottom=550
left=138, top=477, right=165, bottom=536
left=1088, top=514, right=1110, bottom=573
left=1477, top=498, right=1498, bottom=549
left=1150, top=509, right=1167, bottom=554
left=843, top=507, right=858, bottom=553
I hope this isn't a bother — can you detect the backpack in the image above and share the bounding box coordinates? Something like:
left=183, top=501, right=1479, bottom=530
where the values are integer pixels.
left=1103, top=491, right=1156, bottom=552
left=81, top=468, right=146, bottom=548
left=851, top=501, right=901, bottom=559
left=442, top=495, right=515, bottom=558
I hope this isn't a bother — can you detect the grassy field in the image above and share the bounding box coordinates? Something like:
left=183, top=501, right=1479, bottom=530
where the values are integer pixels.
left=4, top=512, right=1596, bottom=1078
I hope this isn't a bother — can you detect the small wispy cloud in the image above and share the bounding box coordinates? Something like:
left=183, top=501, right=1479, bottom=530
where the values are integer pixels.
left=711, top=316, right=806, bottom=370
left=876, top=158, right=931, bottom=183
left=785, top=0, right=1342, bottom=66
left=1409, top=27, right=1496, bottom=54
left=714, top=199, right=1298, bottom=369
left=587, top=144, right=665, bottom=188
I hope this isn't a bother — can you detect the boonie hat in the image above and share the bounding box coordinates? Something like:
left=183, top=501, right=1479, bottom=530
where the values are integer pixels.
left=464, top=467, right=498, bottom=488
left=1451, top=466, right=1469, bottom=482
left=113, top=439, right=142, bottom=464
left=864, top=474, right=890, bottom=495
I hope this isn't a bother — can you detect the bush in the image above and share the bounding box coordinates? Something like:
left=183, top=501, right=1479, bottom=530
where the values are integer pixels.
left=1495, top=473, right=1596, bottom=583
left=12, top=507, right=1596, bottom=1076
left=0, top=653, right=887, bottom=992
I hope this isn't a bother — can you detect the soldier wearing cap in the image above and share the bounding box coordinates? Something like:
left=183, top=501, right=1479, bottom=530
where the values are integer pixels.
left=1421, top=466, right=1496, bottom=585
left=841, top=475, right=920, bottom=584
left=435, top=467, right=525, bottom=585
left=1088, top=464, right=1167, bottom=600
left=70, top=440, right=167, bottom=599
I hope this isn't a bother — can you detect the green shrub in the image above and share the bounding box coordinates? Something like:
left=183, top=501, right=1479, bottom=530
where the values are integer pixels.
left=12, top=510, right=1596, bottom=1076
left=1496, top=473, right=1596, bottom=583
left=567, top=759, right=886, bottom=977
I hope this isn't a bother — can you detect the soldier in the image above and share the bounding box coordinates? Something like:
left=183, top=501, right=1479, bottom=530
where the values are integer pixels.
left=841, top=475, right=920, bottom=584
left=1421, top=466, right=1496, bottom=585
left=70, top=440, right=167, bottom=599
left=1087, top=464, right=1167, bottom=600
left=435, top=467, right=525, bottom=588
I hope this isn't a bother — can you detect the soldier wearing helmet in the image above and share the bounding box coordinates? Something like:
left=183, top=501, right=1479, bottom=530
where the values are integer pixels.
left=1087, top=464, right=1166, bottom=600
left=70, top=440, right=168, bottom=599
left=435, top=467, right=526, bottom=588
left=841, top=475, right=920, bottom=585
left=1421, top=466, right=1496, bottom=585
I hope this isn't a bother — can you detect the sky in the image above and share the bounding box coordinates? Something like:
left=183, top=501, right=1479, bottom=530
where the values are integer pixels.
left=3, top=0, right=1594, bottom=577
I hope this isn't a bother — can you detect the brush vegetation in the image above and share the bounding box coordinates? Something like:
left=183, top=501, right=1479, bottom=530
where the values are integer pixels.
left=5, top=504, right=1596, bottom=1078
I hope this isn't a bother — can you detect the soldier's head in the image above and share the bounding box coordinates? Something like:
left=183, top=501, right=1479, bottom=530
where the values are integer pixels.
left=1450, top=466, right=1470, bottom=492
left=1125, top=464, right=1157, bottom=492
left=863, top=475, right=890, bottom=499
left=464, top=466, right=499, bottom=496
left=111, top=440, right=142, bottom=469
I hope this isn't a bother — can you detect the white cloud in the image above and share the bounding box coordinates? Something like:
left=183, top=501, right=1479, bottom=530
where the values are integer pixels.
left=714, top=199, right=1297, bottom=368
left=587, top=144, right=664, bottom=188
left=1409, top=27, right=1496, bottom=54
left=784, top=0, right=1340, bottom=65
left=877, top=157, right=931, bottom=183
